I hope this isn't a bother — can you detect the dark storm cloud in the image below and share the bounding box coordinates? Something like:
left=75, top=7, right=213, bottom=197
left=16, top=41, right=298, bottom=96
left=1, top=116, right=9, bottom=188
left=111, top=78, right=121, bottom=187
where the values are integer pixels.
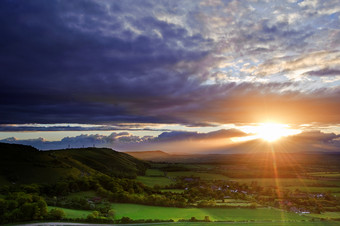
left=0, top=125, right=170, bottom=132
left=0, top=0, right=212, bottom=124
left=1, top=0, right=340, bottom=127
left=156, top=129, right=247, bottom=142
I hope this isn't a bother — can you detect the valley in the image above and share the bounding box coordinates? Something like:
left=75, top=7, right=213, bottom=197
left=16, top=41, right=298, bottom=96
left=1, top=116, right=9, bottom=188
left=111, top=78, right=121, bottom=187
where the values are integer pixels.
left=1, top=143, right=340, bottom=225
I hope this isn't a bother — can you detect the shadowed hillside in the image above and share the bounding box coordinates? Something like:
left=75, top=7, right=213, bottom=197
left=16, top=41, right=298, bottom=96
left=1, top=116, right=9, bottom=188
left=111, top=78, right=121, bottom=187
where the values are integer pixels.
left=0, top=142, right=149, bottom=185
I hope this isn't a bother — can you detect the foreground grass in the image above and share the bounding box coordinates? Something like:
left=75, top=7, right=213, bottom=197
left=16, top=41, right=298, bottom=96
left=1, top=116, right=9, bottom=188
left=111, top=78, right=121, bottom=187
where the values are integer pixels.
left=110, top=203, right=312, bottom=222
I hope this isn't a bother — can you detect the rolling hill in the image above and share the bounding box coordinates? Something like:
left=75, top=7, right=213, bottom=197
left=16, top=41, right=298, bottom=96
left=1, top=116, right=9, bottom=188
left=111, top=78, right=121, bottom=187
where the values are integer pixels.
left=0, top=142, right=149, bottom=185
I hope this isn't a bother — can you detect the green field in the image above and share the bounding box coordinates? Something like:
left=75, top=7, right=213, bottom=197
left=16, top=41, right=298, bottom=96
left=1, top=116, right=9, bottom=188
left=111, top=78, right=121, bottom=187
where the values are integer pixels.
left=136, top=176, right=173, bottom=187
left=47, top=206, right=92, bottom=219
left=167, top=171, right=230, bottom=180
left=145, top=169, right=165, bottom=176
left=308, top=211, right=340, bottom=219
left=288, top=186, right=340, bottom=193
left=110, top=203, right=312, bottom=222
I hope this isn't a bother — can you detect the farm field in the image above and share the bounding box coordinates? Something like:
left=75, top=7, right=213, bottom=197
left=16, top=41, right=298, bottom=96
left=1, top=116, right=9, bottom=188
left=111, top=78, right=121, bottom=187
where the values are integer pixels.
left=136, top=175, right=173, bottom=187
left=145, top=168, right=164, bottom=176
left=287, top=186, right=340, bottom=193
left=110, top=203, right=312, bottom=222
left=308, top=211, right=340, bottom=220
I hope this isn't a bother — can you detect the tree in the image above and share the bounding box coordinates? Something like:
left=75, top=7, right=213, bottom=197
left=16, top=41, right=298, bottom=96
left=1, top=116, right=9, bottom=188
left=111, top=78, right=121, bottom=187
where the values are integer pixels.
left=48, top=208, right=65, bottom=220
left=204, top=216, right=211, bottom=222
left=120, top=216, right=132, bottom=224
left=190, top=216, right=197, bottom=222
left=107, top=209, right=115, bottom=219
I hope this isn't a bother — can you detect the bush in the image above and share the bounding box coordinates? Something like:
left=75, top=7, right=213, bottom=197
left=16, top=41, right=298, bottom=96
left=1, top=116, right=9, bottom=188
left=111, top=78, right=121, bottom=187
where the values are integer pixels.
left=47, top=208, right=65, bottom=220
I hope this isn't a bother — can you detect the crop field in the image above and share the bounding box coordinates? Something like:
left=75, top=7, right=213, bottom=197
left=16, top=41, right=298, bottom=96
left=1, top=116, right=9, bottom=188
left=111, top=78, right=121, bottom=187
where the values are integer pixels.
left=110, top=203, right=312, bottom=222
left=47, top=206, right=92, bottom=219
left=136, top=176, right=173, bottom=187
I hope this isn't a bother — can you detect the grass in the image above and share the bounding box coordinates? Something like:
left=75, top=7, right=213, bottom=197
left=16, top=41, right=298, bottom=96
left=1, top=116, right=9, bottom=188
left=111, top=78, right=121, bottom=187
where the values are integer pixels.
left=288, top=186, right=340, bottom=193
left=110, top=203, right=312, bottom=222
left=47, top=206, right=92, bottom=219
left=308, top=211, right=340, bottom=220
left=136, top=176, right=173, bottom=187
left=145, top=169, right=164, bottom=176
left=167, top=171, right=230, bottom=180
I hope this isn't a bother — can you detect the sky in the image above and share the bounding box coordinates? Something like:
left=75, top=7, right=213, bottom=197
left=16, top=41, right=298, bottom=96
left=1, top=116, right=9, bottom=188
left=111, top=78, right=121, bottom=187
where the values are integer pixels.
left=1, top=0, right=340, bottom=153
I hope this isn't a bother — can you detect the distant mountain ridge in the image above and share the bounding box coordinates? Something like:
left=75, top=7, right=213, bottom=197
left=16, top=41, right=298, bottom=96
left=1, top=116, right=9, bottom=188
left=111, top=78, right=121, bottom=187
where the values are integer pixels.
left=0, top=142, right=148, bottom=185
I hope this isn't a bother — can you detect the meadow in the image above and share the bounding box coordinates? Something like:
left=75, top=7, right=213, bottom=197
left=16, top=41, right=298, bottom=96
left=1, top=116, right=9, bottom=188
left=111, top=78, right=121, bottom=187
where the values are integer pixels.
left=136, top=175, right=173, bottom=187
left=110, top=203, right=312, bottom=222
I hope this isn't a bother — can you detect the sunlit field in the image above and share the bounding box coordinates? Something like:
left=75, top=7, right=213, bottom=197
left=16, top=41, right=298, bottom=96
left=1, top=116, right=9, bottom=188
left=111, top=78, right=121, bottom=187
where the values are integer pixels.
left=110, top=203, right=311, bottom=222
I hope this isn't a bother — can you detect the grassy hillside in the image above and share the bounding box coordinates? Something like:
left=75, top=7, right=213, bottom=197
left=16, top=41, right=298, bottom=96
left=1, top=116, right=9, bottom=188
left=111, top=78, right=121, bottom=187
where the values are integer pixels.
left=0, top=142, right=149, bottom=184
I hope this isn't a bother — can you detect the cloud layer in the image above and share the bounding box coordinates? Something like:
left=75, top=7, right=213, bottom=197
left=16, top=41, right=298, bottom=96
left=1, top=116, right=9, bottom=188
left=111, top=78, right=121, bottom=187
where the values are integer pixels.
left=0, top=129, right=247, bottom=151
left=2, top=129, right=340, bottom=154
left=0, top=0, right=340, bottom=127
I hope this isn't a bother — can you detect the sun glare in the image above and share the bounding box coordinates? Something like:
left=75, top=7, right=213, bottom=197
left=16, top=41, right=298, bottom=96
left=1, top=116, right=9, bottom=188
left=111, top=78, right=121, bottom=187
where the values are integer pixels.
left=234, top=122, right=302, bottom=142
left=256, top=123, right=302, bottom=142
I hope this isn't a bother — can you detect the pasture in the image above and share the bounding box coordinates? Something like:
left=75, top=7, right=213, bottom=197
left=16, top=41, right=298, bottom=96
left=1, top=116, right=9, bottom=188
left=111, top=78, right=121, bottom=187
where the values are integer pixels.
left=136, top=176, right=173, bottom=187
left=110, top=203, right=312, bottom=222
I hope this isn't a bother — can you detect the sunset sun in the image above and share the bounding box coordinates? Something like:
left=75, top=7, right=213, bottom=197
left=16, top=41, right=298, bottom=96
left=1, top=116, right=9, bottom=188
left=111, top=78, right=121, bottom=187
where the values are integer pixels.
left=256, top=123, right=301, bottom=142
